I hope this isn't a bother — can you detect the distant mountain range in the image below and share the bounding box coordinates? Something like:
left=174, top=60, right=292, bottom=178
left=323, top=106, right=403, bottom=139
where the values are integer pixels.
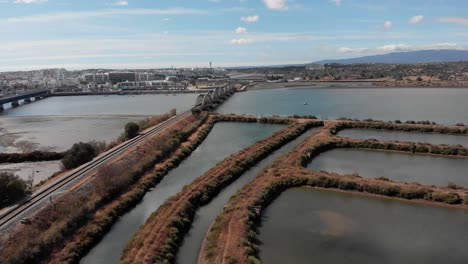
left=313, top=49, right=468, bottom=64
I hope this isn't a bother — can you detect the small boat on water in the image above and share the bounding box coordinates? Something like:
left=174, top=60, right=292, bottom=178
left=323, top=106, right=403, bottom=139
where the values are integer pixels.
left=303, top=102, right=308, bottom=105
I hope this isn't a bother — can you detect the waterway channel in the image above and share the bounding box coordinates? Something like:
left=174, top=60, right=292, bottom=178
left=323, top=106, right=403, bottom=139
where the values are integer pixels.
left=80, top=122, right=284, bottom=264
left=308, top=149, right=468, bottom=187
left=176, top=126, right=323, bottom=264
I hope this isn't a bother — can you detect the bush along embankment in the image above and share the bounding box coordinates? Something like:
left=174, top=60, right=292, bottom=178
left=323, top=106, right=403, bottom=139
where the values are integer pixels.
left=47, top=113, right=302, bottom=263
left=120, top=120, right=323, bottom=264
left=298, top=136, right=468, bottom=167
left=49, top=113, right=215, bottom=264
left=0, top=151, right=65, bottom=164
left=330, top=120, right=468, bottom=135
left=0, top=113, right=208, bottom=264
left=211, top=113, right=297, bottom=125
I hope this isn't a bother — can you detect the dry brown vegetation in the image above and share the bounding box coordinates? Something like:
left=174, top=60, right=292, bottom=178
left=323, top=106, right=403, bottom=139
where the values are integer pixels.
left=120, top=118, right=322, bottom=264
left=0, top=112, right=207, bottom=264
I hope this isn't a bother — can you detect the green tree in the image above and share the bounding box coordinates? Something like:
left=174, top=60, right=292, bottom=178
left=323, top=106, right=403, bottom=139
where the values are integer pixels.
left=0, top=172, right=28, bottom=207
left=62, top=142, right=97, bottom=169
left=124, top=122, right=140, bottom=140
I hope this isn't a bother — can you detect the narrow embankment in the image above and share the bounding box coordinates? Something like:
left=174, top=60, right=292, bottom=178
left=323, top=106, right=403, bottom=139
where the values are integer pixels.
left=177, top=126, right=322, bottom=264
left=120, top=120, right=322, bottom=264
left=80, top=116, right=290, bottom=264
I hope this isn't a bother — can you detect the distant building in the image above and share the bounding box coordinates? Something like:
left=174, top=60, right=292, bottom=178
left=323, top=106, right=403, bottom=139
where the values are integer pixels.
left=165, top=76, right=179, bottom=82
left=306, top=64, right=325, bottom=70
left=84, top=74, right=95, bottom=83
left=266, top=74, right=284, bottom=81
left=108, top=72, right=137, bottom=84
left=94, top=73, right=109, bottom=84
left=116, top=80, right=187, bottom=90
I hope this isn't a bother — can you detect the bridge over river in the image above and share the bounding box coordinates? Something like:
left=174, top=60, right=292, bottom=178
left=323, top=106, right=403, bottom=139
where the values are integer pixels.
left=0, top=85, right=234, bottom=112
left=0, top=90, right=50, bottom=111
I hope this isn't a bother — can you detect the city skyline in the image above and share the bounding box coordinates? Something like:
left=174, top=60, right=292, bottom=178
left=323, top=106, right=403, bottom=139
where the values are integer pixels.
left=1, top=0, right=468, bottom=71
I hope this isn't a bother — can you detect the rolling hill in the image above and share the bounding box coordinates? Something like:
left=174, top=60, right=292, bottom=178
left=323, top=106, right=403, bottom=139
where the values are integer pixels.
left=313, top=50, right=468, bottom=64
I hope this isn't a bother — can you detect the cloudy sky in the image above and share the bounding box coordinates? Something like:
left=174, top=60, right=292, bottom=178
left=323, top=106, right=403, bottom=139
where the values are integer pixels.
left=0, top=0, right=467, bottom=70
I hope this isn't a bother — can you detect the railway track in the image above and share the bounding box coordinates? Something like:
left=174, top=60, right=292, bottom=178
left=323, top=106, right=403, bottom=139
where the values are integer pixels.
left=0, top=110, right=192, bottom=228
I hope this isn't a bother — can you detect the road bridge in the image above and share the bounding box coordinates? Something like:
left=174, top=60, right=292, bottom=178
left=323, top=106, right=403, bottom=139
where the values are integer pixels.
left=0, top=90, right=50, bottom=112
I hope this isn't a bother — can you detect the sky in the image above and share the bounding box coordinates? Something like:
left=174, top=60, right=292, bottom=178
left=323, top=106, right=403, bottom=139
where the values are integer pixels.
left=0, top=0, right=468, bottom=71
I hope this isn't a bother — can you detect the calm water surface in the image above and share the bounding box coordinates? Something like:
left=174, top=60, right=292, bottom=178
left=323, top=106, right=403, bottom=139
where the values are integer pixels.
left=1, top=94, right=197, bottom=116
left=259, top=188, right=468, bottom=264
left=0, top=94, right=197, bottom=152
left=216, top=88, right=468, bottom=124
left=0, top=116, right=139, bottom=152
left=338, top=129, right=468, bottom=147
left=176, top=127, right=322, bottom=264
left=309, top=149, right=468, bottom=187
left=80, top=122, right=284, bottom=264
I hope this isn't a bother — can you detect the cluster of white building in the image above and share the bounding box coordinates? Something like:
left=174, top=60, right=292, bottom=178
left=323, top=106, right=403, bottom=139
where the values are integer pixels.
left=0, top=67, right=230, bottom=96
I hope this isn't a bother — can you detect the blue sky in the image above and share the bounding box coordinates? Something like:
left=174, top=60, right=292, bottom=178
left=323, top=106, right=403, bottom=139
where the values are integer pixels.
left=0, top=0, right=467, bottom=70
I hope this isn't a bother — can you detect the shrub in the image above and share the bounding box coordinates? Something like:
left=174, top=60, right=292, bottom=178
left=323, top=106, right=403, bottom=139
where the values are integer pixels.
left=61, top=142, right=97, bottom=169
left=124, top=122, right=140, bottom=140
left=0, top=172, right=28, bottom=207
left=431, top=193, right=462, bottom=204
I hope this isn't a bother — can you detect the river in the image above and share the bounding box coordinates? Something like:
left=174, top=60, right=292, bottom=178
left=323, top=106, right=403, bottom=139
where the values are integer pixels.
left=216, top=88, right=468, bottom=125
left=259, top=188, right=468, bottom=264
left=80, top=122, right=284, bottom=264
left=0, top=94, right=197, bottom=153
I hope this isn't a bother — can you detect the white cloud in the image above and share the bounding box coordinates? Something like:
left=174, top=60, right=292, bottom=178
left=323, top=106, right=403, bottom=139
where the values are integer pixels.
left=1, top=8, right=206, bottom=24
left=437, top=17, right=468, bottom=26
left=230, top=38, right=253, bottom=45
left=240, top=15, right=259, bottom=23
left=113, top=0, right=128, bottom=6
left=383, top=20, right=392, bottom=29
left=262, top=0, right=288, bottom=11
left=329, top=0, right=342, bottom=6
left=235, top=27, right=247, bottom=34
left=409, top=15, right=423, bottom=24
left=14, top=0, right=47, bottom=3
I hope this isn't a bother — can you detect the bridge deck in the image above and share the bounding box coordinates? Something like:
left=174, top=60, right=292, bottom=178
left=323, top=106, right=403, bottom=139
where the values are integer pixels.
left=0, top=90, right=49, bottom=104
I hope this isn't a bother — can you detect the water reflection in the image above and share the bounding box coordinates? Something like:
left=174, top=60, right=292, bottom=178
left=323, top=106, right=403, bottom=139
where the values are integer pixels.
left=259, top=188, right=468, bottom=264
